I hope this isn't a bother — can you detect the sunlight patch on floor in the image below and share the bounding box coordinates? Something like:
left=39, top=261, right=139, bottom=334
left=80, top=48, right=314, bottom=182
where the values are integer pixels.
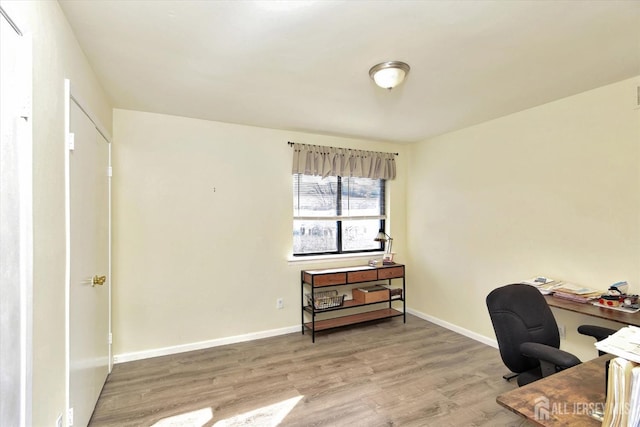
left=149, top=395, right=303, bottom=427
left=213, top=395, right=304, bottom=427
left=151, top=407, right=213, bottom=426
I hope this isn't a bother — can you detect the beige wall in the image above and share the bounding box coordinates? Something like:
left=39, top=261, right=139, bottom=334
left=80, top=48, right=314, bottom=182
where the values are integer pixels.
left=2, top=1, right=112, bottom=425
left=113, top=78, right=639, bottom=364
left=112, top=109, right=407, bottom=356
left=407, top=76, right=640, bottom=361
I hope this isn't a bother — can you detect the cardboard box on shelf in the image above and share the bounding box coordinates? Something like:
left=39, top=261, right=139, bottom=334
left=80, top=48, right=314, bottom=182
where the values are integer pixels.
left=352, top=286, right=390, bottom=304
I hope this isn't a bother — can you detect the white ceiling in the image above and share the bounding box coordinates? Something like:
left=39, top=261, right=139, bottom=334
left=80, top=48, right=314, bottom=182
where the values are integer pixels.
left=58, top=0, right=640, bottom=144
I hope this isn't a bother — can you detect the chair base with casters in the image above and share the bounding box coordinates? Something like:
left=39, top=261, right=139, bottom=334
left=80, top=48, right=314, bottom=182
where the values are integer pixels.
left=486, top=283, right=617, bottom=387
left=502, top=372, right=518, bottom=381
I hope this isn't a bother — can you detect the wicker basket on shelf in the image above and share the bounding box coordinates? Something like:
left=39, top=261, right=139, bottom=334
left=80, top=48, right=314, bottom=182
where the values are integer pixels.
left=306, top=290, right=345, bottom=310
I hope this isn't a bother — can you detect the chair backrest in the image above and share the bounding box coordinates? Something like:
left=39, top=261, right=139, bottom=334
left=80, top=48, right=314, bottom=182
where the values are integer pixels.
left=486, top=284, right=560, bottom=374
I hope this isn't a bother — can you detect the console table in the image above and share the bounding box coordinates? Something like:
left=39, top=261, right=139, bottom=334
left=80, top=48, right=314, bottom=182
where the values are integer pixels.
left=301, top=264, right=406, bottom=342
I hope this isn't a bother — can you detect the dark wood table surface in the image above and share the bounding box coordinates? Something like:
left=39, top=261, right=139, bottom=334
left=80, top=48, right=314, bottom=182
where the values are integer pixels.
left=545, top=295, right=640, bottom=327
left=496, top=354, right=613, bottom=426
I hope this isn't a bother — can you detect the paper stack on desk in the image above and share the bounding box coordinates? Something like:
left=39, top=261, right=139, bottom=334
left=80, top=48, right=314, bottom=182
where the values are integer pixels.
left=596, top=326, right=640, bottom=364
left=601, top=357, right=639, bottom=427
left=552, top=282, right=602, bottom=303
left=596, top=328, right=640, bottom=426
left=520, top=276, right=558, bottom=294
left=629, top=368, right=640, bottom=427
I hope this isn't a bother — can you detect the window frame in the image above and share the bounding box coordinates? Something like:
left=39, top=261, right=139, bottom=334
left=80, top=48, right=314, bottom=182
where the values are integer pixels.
left=293, top=174, right=386, bottom=256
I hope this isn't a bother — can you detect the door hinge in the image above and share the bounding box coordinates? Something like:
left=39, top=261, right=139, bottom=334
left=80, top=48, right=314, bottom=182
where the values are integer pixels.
left=67, top=407, right=74, bottom=426
left=108, top=332, right=112, bottom=345
left=67, top=133, right=75, bottom=151
left=107, top=166, right=112, bottom=177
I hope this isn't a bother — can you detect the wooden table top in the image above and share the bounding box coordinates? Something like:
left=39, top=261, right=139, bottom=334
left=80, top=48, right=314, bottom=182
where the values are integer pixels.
left=496, top=354, right=613, bottom=426
left=545, top=295, right=640, bottom=327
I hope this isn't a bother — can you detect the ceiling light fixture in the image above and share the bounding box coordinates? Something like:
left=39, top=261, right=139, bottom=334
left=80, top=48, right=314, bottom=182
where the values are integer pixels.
left=369, top=61, right=410, bottom=90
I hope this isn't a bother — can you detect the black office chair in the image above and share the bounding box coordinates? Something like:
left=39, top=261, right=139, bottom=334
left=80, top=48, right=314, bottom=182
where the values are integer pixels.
left=486, top=283, right=616, bottom=386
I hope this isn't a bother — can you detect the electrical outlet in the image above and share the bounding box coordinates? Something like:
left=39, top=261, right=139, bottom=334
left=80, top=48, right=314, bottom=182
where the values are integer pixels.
left=276, top=298, right=284, bottom=309
left=558, top=324, right=566, bottom=339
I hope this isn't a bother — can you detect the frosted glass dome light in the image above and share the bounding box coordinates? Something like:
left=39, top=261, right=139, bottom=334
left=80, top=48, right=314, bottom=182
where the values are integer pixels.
left=369, top=61, right=410, bottom=90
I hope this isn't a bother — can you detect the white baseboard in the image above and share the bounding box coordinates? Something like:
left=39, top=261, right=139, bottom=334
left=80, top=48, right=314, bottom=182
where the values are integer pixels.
left=113, top=325, right=300, bottom=364
left=406, top=307, right=498, bottom=349
left=114, top=311, right=497, bottom=364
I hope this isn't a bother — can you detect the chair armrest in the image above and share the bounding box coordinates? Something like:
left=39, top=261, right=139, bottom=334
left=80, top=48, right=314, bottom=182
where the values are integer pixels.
left=578, top=325, right=617, bottom=342
left=520, top=342, right=581, bottom=377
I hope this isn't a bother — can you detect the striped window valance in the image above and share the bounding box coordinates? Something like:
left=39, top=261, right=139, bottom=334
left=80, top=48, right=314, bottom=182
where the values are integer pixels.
left=290, top=142, right=396, bottom=180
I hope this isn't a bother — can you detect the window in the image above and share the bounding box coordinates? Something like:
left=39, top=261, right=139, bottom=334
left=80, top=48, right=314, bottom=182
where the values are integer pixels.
left=293, top=174, right=385, bottom=255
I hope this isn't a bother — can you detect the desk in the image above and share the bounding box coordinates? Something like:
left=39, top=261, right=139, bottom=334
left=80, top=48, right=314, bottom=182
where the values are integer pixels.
left=545, top=295, right=640, bottom=327
left=497, top=354, right=613, bottom=426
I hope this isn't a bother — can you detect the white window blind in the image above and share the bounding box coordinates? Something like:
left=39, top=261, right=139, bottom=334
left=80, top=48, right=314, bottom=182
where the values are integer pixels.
left=293, top=174, right=385, bottom=255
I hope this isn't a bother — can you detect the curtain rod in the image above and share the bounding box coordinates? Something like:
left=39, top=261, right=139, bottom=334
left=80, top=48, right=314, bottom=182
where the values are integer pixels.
left=1, top=6, right=23, bottom=36
left=287, top=141, right=398, bottom=156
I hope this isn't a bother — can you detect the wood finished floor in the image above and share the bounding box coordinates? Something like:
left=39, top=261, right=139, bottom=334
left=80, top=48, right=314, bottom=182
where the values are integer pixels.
left=89, top=315, right=532, bottom=427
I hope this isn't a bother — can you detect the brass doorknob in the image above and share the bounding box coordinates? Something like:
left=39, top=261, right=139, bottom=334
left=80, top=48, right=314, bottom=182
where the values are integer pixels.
left=92, top=275, right=106, bottom=286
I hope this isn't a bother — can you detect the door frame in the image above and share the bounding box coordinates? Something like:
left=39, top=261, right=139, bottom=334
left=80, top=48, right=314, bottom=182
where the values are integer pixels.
left=64, top=79, right=113, bottom=424
left=0, top=6, right=32, bottom=427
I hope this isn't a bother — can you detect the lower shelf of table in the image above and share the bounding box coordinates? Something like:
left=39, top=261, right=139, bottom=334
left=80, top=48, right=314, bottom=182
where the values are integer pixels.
left=303, top=308, right=403, bottom=332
